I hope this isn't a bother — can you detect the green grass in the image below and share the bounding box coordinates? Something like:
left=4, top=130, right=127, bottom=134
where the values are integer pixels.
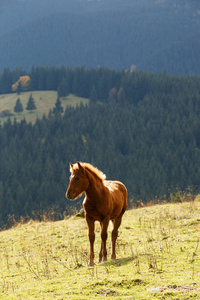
left=0, top=198, right=200, bottom=299
left=0, top=91, right=89, bottom=124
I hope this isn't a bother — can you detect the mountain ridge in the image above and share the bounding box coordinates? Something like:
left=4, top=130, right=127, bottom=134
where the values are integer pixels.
left=0, top=0, right=200, bottom=74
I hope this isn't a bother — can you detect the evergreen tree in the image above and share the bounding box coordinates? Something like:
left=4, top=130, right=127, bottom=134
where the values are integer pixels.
left=90, top=85, right=98, bottom=102
left=57, top=77, right=69, bottom=97
left=14, top=98, right=23, bottom=113
left=53, top=98, right=63, bottom=114
left=0, top=68, right=13, bottom=94
left=117, top=87, right=126, bottom=103
left=17, top=81, right=22, bottom=95
left=26, top=94, right=36, bottom=111
left=108, top=87, right=117, bottom=102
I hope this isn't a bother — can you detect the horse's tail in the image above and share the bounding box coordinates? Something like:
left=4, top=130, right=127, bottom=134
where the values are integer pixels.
left=121, top=184, right=128, bottom=215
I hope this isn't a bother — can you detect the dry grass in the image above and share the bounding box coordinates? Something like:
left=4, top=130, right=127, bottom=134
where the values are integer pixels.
left=0, top=198, right=200, bottom=299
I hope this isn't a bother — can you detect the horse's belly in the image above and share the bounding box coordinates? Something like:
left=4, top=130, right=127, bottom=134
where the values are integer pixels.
left=83, top=181, right=127, bottom=221
left=110, top=200, right=124, bottom=219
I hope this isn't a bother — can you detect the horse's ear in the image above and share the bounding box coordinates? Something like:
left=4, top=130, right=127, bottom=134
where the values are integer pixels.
left=70, top=162, right=73, bottom=171
left=77, top=161, right=85, bottom=173
left=77, top=161, right=82, bottom=170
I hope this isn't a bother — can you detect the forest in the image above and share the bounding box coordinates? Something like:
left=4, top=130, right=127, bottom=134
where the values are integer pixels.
left=1, top=0, right=200, bottom=74
left=0, top=66, right=200, bottom=228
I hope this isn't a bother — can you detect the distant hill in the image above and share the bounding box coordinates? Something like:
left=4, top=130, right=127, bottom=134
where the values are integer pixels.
left=0, top=0, right=200, bottom=74
left=140, top=32, right=200, bottom=74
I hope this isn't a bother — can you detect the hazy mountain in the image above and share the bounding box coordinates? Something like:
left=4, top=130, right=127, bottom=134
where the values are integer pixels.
left=0, top=0, right=200, bottom=74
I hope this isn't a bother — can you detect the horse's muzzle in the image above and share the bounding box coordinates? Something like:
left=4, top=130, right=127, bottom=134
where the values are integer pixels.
left=66, top=192, right=74, bottom=200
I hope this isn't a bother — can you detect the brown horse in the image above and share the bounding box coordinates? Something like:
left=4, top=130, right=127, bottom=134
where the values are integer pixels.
left=66, top=161, right=127, bottom=266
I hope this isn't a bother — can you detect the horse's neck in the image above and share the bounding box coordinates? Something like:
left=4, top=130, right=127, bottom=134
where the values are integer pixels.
left=85, top=171, right=104, bottom=200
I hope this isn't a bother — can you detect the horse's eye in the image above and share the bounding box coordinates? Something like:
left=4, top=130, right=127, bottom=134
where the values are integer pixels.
left=76, top=177, right=80, bottom=181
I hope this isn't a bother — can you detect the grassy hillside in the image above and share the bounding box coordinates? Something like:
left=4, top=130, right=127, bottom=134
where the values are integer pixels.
left=0, top=91, right=89, bottom=124
left=0, top=199, right=200, bottom=299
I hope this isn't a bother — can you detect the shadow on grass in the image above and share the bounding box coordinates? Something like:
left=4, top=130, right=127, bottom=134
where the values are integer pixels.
left=101, top=256, right=135, bottom=267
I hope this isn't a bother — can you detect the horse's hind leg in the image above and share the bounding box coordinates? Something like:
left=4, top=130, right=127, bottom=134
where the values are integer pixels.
left=111, top=215, right=122, bottom=260
left=99, top=222, right=103, bottom=263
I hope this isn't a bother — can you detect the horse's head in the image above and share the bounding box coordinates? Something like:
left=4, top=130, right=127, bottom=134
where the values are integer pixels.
left=66, top=161, right=89, bottom=200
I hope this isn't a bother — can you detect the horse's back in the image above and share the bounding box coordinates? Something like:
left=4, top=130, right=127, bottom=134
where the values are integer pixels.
left=104, top=180, right=127, bottom=217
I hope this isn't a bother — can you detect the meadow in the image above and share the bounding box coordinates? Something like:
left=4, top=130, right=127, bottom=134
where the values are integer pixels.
left=0, top=91, right=89, bottom=124
left=0, top=197, right=200, bottom=299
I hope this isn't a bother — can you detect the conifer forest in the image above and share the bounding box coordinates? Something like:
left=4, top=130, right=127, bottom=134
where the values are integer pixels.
left=0, top=66, right=200, bottom=228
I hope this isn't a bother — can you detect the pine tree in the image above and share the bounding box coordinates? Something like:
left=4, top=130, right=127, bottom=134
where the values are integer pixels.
left=14, top=98, right=23, bottom=113
left=117, top=87, right=126, bottom=103
left=90, top=85, right=98, bottom=102
left=17, top=81, right=22, bottom=95
left=26, top=94, right=36, bottom=111
left=57, top=77, right=69, bottom=97
left=53, top=98, right=63, bottom=114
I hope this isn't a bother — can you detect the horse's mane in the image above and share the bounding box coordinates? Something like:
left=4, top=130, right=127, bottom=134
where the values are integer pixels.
left=72, top=162, right=106, bottom=181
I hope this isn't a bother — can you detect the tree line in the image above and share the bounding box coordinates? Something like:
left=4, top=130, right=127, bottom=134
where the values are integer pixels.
left=1, top=66, right=200, bottom=103
left=0, top=67, right=200, bottom=228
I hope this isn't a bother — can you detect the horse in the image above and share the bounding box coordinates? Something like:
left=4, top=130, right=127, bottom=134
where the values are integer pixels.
left=66, top=161, right=127, bottom=266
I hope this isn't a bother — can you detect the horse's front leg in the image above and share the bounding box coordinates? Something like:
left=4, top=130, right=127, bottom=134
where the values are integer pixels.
left=99, top=216, right=109, bottom=263
left=86, top=214, right=95, bottom=266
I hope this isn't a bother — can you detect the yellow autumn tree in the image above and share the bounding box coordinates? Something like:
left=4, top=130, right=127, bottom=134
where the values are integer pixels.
left=12, top=76, right=31, bottom=93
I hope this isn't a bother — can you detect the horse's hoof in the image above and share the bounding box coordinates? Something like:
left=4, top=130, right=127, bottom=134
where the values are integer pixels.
left=88, top=263, right=94, bottom=267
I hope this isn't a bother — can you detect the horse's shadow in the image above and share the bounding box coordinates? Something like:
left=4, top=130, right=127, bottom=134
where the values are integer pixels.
left=101, top=256, right=135, bottom=267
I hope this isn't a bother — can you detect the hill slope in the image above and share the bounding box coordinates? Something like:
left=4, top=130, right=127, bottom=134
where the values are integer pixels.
left=0, top=91, right=89, bottom=123
left=1, top=0, right=200, bottom=74
left=0, top=200, right=200, bottom=299
left=1, top=70, right=200, bottom=227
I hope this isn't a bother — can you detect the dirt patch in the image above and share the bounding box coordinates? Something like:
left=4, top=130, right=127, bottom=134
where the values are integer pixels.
left=98, top=288, right=118, bottom=297
left=148, top=285, right=200, bottom=292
